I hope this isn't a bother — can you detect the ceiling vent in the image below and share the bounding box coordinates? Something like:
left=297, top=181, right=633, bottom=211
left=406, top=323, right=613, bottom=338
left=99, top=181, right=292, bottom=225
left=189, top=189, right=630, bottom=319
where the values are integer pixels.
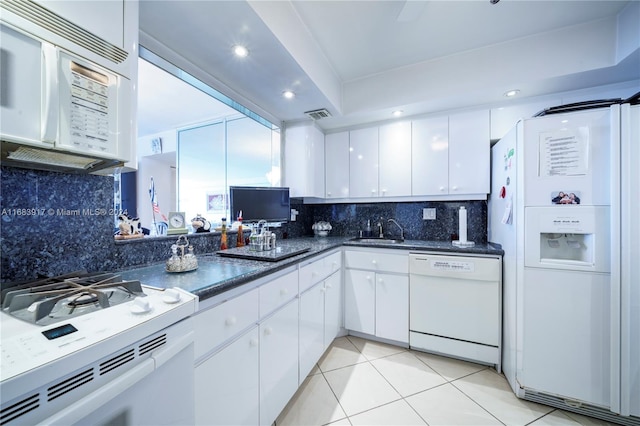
left=304, top=109, right=332, bottom=120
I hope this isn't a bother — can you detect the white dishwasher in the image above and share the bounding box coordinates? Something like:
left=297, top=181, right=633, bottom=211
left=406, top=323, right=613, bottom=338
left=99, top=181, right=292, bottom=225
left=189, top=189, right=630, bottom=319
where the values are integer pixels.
left=409, top=252, right=502, bottom=372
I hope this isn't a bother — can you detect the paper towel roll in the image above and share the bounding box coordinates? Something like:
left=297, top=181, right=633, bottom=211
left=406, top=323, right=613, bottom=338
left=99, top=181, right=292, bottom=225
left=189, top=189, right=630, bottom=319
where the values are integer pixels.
left=458, top=206, right=467, bottom=243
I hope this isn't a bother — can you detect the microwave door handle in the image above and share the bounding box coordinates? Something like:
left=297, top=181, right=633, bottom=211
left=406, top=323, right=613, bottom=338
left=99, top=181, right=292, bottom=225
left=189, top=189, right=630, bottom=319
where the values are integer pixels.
left=41, top=43, right=58, bottom=144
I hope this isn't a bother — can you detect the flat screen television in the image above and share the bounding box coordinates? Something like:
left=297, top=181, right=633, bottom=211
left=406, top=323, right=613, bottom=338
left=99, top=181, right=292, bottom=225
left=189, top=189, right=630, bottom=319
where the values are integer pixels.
left=229, top=186, right=290, bottom=223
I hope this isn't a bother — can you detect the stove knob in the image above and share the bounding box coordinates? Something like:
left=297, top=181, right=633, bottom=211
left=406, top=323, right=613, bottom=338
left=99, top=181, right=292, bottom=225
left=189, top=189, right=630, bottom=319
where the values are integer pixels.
left=163, top=288, right=182, bottom=304
left=131, top=297, right=153, bottom=314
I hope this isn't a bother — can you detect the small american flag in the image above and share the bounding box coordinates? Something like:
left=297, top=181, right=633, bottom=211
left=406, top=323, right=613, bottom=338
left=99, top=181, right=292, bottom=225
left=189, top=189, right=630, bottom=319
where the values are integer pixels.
left=149, top=177, right=167, bottom=221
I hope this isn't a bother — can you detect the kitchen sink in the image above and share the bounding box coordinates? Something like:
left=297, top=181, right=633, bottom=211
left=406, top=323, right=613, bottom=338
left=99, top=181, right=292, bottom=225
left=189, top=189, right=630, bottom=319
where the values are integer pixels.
left=351, top=238, right=405, bottom=244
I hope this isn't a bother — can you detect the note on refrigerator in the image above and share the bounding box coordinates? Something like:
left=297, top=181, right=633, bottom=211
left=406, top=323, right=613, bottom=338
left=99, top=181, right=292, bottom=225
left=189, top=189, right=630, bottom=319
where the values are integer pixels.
left=502, top=196, right=513, bottom=225
left=539, top=127, right=589, bottom=177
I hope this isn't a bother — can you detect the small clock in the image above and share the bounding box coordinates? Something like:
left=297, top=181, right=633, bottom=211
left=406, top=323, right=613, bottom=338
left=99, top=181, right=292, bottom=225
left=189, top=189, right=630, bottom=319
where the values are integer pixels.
left=167, top=211, right=188, bottom=235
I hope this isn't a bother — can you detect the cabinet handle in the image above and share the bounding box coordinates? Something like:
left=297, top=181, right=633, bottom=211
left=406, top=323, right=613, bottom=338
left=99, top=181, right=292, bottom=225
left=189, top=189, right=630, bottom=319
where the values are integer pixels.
left=320, top=287, right=327, bottom=293
left=381, top=189, right=387, bottom=195
left=327, top=192, right=332, bottom=196
left=225, top=316, right=237, bottom=326
left=378, top=278, right=384, bottom=284
left=371, top=189, right=376, bottom=194
left=264, top=327, right=273, bottom=336
left=366, top=275, right=372, bottom=281
left=326, top=283, right=333, bottom=289
left=372, top=260, right=377, bottom=265
left=249, top=338, right=258, bottom=347
left=452, top=186, right=458, bottom=191
left=280, top=288, right=289, bottom=296
left=439, top=186, right=445, bottom=192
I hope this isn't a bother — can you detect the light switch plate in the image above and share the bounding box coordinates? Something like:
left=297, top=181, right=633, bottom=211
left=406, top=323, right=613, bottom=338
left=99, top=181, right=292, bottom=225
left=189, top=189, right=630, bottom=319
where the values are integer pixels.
left=423, top=208, right=436, bottom=220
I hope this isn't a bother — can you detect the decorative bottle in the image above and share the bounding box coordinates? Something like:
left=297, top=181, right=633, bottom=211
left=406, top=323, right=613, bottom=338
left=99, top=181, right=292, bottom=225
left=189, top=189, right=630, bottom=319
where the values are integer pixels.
left=236, top=211, right=244, bottom=247
left=220, top=217, right=228, bottom=250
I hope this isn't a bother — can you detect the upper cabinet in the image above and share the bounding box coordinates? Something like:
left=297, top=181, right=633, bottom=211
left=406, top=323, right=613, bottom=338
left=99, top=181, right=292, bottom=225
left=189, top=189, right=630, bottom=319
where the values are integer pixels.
left=295, top=109, right=491, bottom=201
left=379, top=121, right=412, bottom=197
left=284, top=123, right=325, bottom=198
left=412, top=116, right=449, bottom=195
left=349, top=127, right=379, bottom=198
left=324, top=131, right=350, bottom=199
left=448, top=110, right=490, bottom=195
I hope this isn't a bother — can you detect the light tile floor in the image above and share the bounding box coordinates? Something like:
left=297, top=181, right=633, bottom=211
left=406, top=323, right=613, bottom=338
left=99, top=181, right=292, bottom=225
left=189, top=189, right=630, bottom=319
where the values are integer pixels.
left=276, top=336, right=615, bottom=426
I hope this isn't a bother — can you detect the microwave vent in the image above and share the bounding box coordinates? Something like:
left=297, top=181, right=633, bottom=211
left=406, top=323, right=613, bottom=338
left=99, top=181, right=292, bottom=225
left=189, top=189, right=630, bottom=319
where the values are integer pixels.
left=0, top=0, right=128, bottom=64
left=304, top=109, right=332, bottom=120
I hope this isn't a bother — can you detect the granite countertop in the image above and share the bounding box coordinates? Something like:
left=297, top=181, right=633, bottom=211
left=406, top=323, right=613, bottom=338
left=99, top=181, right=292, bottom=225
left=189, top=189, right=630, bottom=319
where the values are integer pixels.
left=117, top=237, right=503, bottom=302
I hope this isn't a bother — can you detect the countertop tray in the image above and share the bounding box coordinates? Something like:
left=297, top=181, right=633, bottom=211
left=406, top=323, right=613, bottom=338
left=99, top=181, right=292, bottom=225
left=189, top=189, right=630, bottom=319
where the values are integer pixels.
left=217, top=245, right=310, bottom=262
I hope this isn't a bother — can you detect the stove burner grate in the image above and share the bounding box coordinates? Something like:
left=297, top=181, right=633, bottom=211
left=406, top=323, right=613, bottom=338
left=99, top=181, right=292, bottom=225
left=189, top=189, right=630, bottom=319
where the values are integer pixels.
left=1, top=271, right=146, bottom=325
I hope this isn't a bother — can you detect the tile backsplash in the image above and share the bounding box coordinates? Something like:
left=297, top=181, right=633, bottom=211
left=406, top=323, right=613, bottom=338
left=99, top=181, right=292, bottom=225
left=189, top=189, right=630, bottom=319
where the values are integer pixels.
left=1, top=167, right=487, bottom=282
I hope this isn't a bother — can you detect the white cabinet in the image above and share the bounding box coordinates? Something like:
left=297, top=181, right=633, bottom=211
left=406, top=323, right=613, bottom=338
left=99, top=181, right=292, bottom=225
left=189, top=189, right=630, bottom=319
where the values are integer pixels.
left=299, top=282, right=325, bottom=381
left=448, top=110, right=490, bottom=195
left=344, top=269, right=376, bottom=335
left=284, top=122, right=325, bottom=198
left=412, top=116, right=449, bottom=195
left=195, top=327, right=259, bottom=426
left=325, top=131, right=350, bottom=198
left=344, top=249, right=409, bottom=344
left=299, top=250, right=343, bottom=381
left=259, top=299, right=299, bottom=426
left=323, top=272, right=343, bottom=347
left=375, top=273, right=409, bottom=343
left=379, top=121, right=412, bottom=196
left=412, top=111, right=490, bottom=196
left=349, top=127, right=379, bottom=198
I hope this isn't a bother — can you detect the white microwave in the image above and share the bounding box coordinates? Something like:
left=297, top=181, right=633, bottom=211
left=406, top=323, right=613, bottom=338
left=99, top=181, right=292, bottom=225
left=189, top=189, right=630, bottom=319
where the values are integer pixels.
left=0, top=13, right=133, bottom=173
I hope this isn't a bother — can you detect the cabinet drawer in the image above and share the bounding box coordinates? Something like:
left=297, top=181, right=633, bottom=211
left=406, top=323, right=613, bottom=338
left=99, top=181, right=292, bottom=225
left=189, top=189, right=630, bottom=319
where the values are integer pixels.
left=260, top=270, right=298, bottom=317
left=299, top=251, right=342, bottom=292
left=344, top=250, right=408, bottom=273
left=194, top=288, right=259, bottom=359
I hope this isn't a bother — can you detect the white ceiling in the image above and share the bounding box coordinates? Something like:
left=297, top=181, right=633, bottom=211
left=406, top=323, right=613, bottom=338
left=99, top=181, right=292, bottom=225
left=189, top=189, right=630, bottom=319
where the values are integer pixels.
left=138, top=0, right=640, bottom=132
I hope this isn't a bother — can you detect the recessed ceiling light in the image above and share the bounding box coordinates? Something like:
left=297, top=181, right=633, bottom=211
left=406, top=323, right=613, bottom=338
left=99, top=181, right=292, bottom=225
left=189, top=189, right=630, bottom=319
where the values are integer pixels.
left=233, top=45, right=249, bottom=58
left=392, top=110, right=403, bottom=117
left=504, top=89, right=520, bottom=97
left=283, top=90, right=295, bottom=99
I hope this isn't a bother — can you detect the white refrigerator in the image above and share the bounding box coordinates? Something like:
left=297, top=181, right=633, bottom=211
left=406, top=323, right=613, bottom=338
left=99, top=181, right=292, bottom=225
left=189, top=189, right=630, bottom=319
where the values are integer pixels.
left=488, top=103, right=639, bottom=424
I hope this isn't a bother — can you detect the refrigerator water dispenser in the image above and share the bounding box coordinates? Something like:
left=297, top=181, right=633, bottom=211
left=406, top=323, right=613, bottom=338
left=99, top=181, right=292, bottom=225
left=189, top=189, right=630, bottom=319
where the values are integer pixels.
left=540, top=232, right=593, bottom=265
left=525, top=206, right=609, bottom=273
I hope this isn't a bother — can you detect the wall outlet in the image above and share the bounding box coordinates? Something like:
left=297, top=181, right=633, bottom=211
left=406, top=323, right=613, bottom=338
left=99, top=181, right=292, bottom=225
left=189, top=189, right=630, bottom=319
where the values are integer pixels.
left=423, top=208, right=436, bottom=220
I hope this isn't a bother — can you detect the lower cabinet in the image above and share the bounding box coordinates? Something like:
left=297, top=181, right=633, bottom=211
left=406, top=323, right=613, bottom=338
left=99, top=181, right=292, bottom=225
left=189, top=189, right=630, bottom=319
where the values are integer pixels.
left=299, top=270, right=343, bottom=382
left=259, top=299, right=299, bottom=426
left=195, top=327, right=259, bottom=426
left=323, top=271, right=343, bottom=347
left=345, top=270, right=409, bottom=342
left=344, top=249, right=409, bottom=344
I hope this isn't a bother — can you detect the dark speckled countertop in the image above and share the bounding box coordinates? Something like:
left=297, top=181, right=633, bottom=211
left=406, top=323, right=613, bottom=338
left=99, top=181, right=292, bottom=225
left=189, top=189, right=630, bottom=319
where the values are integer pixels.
left=117, top=237, right=503, bottom=302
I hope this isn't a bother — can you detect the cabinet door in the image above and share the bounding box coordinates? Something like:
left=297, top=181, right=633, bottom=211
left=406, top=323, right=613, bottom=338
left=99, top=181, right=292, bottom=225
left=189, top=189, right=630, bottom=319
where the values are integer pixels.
left=344, top=269, right=375, bottom=335
left=412, top=116, right=449, bottom=195
left=259, top=300, right=299, bottom=426
left=324, top=271, right=343, bottom=348
left=299, top=283, right=325, bottom=383
left=285, top=123, right=324, bottom=198
left=325, top=131, right=350, bottom=198
left=375, top=273, right=409, bottom=343
left=379, top=121, right=412, bottom=196
left=195, top=327, right=259, bottom=426
left=349, top=127, right=379, bottom=198
left=448, top=110, right=490, bottom=194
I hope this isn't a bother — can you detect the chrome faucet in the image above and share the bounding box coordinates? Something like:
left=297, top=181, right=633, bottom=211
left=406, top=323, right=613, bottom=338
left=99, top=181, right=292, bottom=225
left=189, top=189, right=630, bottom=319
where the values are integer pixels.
left=387, top=218, right=404, bottom=240
left=377, top=220, right=384, bottom=238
